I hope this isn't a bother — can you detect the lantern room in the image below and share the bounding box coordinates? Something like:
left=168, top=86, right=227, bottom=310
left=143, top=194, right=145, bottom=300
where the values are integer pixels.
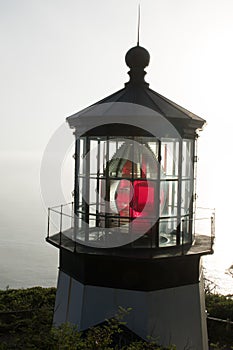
left=71, top=130, right=195, bottom=249
left=46, top=44, right=215, bottom=349
left=64, top=45, right=208, bottom=252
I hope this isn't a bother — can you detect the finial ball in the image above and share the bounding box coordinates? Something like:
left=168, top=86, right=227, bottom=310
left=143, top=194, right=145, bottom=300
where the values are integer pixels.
left=125, top=46, right=150, bottom=69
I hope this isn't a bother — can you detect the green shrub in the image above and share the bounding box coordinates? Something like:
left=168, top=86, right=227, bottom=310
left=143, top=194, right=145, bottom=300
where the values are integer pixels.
left=0, top=287, right=233, bottom=349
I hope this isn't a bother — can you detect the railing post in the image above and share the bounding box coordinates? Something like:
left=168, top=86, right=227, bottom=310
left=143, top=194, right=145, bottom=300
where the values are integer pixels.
left=59, top=204, right=63, bottom=246
left=181, top=219, right=185, bottom=255
left=47, top=208, right=50, bottom=238
left=74, top=208, right=76, bottom=254
left=72, top=202, right=77, bottom=253
left=71, top=202, right=74, bottom=228
left=211, top=211, right=215, bottom=249
left=74, top=236, right=77, bottom=253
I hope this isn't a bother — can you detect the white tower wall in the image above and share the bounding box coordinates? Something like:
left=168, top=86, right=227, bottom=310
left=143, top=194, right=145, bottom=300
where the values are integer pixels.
left=53, top=269, right=208, bottom=350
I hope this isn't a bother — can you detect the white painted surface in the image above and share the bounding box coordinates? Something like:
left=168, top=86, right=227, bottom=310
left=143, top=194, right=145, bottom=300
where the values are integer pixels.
left=54, top=269, right=208, bottom=349
left=53, top=270, right=70, bottom=325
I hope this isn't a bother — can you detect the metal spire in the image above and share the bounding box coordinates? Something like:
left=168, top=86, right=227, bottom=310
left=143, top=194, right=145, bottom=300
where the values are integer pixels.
left=137, top=4, right=140, bottom=46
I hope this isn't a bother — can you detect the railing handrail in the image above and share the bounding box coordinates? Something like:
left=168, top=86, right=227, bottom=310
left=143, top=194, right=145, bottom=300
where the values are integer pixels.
left=48, top=203, right=214, bottom=221
left=50, top=208, right=73, bottom=218
left=47, top=203, right=215, bottom=247
left=49, top=202, right=74, bottom=210
left=197, top=206, right=215, bottom=212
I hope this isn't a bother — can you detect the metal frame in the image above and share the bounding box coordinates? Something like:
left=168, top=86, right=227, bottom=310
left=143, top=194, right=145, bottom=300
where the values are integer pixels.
left=46, top=133, right=214, bottom=253
left=70, top=135, right=196, bottom=248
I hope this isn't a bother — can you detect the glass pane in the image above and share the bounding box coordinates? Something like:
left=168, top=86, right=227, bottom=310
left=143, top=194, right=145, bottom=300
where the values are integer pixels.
left=161, top=139, right=179, bottom=179
left=115, top=179, right=132, bottom=217
left=159, top=218, right=177, bottom=247
left=181, top=216, right=192, bottom=244
left=181, top=179, right=193, bottom=215
left=182, top=140, right=194, bottom=178
left=98, top=178, right=108, bottom=216
left=99, top=139, right=107, bottom=176
left=78, top=176, right=83, bottom=208
left=75, top=136, right=195, bottom=246
left=138, top=139, right=159, bottom=179
left=161, top=180, right=178, bottom=217
left=89, top=140, right=98, bottom=175
left=89, top=178, right=97, bottom=210
left=106, top=138, right=159, bottom=180
left=109, top=140, right=118, bottom=162
left=79, top=138, right=84, bottom=175
left=147, top=141, right=159, bottom=159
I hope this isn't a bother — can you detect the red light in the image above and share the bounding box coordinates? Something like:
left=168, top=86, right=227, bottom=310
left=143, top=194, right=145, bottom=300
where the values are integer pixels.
left=101, top=142, right=166, bottom=230
left=115, top=160, right=156, bottom=220
left=131, top=180, right=154, bottom=214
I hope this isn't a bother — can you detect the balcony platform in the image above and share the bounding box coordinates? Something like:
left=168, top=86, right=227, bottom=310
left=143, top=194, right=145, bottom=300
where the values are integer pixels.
left=46, top=228, right=213, bottom=260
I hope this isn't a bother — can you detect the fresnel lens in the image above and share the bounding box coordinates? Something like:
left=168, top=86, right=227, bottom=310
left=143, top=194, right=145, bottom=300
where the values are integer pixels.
left=100, top=138, right=166, bottom=239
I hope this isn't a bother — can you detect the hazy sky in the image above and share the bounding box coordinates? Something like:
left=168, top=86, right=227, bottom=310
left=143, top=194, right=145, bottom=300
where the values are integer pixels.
left=1, top=0, right=233, bottom=152
left=1, top=0, right=233, bottom=286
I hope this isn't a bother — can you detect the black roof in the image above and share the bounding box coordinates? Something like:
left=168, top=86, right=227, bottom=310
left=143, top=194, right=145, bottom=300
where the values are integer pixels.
left=67, top=45, right=205, bottom=138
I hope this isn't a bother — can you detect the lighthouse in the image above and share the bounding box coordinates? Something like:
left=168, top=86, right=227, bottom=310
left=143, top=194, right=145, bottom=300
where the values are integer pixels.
left=46, top=44, right=215, bottom=349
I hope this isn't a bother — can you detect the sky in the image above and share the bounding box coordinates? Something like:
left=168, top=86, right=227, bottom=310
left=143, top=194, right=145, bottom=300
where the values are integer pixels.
left=0, top=0, right=233, bottom=289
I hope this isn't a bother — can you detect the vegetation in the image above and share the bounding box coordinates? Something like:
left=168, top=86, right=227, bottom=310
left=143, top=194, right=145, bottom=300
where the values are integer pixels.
left=206, top=293, right=233, bottom=348
left=0, top=287, right=232, bottom=349
left=0, top=287, right=56, bottom=349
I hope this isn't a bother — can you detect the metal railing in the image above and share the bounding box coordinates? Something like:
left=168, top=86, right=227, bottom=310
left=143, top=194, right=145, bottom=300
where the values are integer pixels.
left=46, top=202, right=215, bottom=253
left=47, top=202, right=74, bottom=244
